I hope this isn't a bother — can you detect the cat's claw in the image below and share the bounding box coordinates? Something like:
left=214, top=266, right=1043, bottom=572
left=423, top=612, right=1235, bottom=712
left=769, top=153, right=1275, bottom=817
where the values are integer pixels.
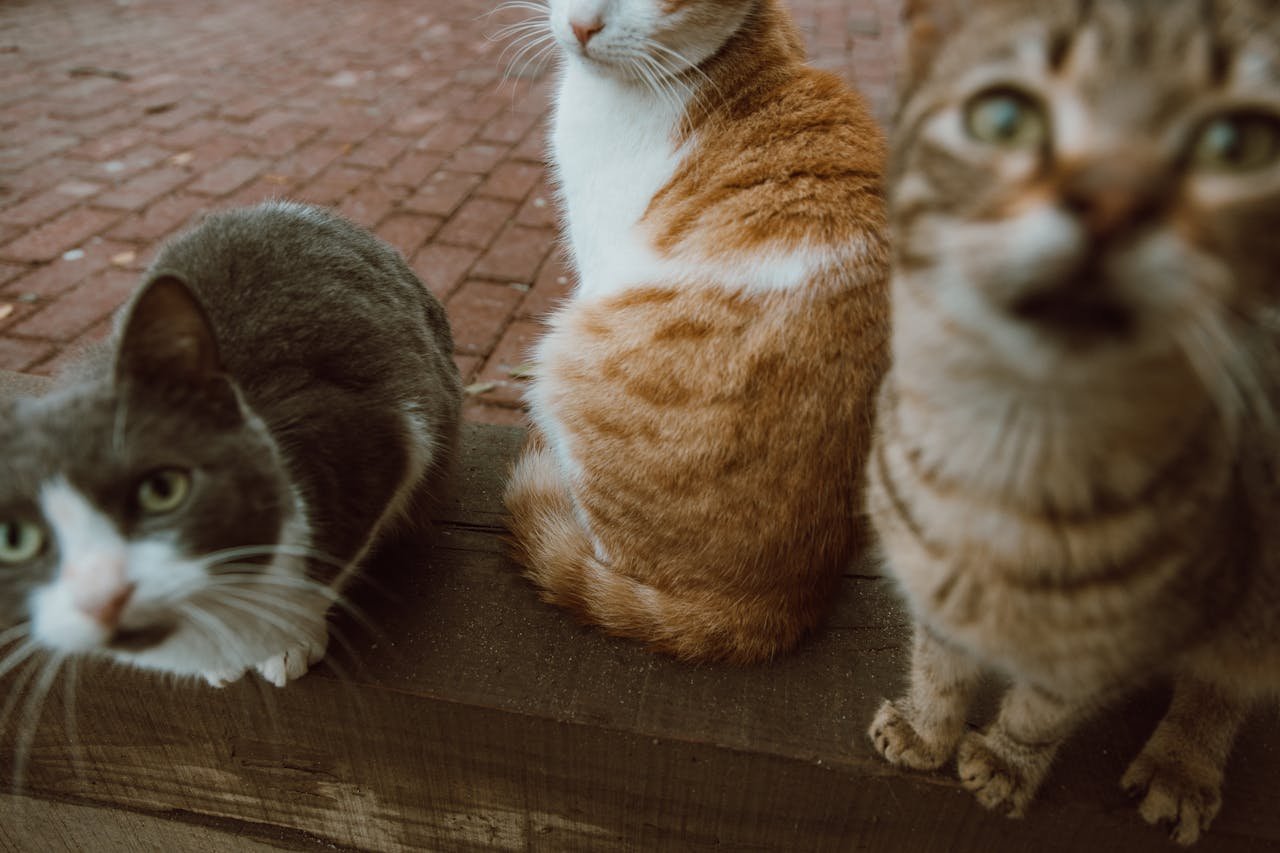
left=254, top=635, right=328, bottom=688
left=1122, top=752, right=1221, bottom=846
left=868, top=699, right=956, bottom=771
left=956, top=731, right=1037, bottom=818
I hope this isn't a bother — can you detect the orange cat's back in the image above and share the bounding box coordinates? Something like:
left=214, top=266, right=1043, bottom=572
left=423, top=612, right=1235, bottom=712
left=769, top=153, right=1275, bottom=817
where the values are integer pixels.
left=506, top=0, right=889, bottom=663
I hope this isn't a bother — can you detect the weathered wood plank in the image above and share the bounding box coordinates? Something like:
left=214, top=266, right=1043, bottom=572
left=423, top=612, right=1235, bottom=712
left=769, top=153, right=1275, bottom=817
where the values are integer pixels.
left=0, top=369, right=1277, bottom=851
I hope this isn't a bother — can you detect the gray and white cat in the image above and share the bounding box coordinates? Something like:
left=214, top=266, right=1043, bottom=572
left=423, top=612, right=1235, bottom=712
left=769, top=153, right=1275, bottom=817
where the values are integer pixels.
left=0, top=202, right=461, bottom=690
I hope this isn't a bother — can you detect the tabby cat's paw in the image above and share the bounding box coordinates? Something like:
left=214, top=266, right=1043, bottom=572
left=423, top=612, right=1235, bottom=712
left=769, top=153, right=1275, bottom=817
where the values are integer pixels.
left=957, top=731, right=1040, bottom=818
left=1122, top=752, right=1221, bottom=846
left=868, top=699, right=956, bottom=771
left=255, top=635, right=328, bottom=688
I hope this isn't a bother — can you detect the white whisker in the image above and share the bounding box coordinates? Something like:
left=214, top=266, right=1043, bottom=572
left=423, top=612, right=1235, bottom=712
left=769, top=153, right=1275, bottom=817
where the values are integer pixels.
left=13, top=652, right=66, bottom=792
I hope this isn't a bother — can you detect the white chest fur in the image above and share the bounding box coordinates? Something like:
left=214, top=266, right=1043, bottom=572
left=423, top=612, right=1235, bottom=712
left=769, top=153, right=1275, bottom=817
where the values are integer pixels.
left=551, top=62, right=688, bottom=301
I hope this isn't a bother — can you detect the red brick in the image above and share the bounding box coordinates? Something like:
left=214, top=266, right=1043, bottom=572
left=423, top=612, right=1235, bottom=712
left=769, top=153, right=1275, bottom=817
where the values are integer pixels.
left=0, top=337, right=54, bottom=372
left=435, top=197, right=517, bottom=249
left=476, top=161, right=543, bottom=201
left=3, top=239, right=138, bottom=299
left=334, top=182, right=402, bottom=229
left=187, top=157, right=269, bottom=196
left=0, top=263, right=28, bottom=288
left=479, top=110, right=542, bottom=145
left=249, top=123, right=325, bottom=159
left=0, top=207, right=122, bottom=263
left=444, top=143, right=510, bottom=175
left=69, top=126, right=152, bottom=161
left=410, top=243, right=480, bottom=300
left=106, top=193, right=209, bottom=243
left=445, top=280, right=524, bottom=357
left=453, top=354, right=482, bottom=383
left=419, top=120, right=482, bottom=153
left=519, top=251, right=574, bottom=320
left=382, top=150, right=446, bottom=189
left=0, top=188, right=85, bottom=227
left=403, top=171, right=482, bottom=218
left=345, top=135, right=413, bottom=169
left=12, top=268, right=137, bottom=340
left=514, top=185, right=559, bottom=229
left=94, top=166, right=194, bottom=211
left=473, top=318, right=543, bottom=406
left=374, top=213, right=443, bottom=258
left=472, top=224, right=556, bottom=283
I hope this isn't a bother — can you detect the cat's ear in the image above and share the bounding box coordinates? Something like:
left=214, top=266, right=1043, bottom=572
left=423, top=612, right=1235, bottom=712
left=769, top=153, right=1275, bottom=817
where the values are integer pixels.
left=901, top=0, right=967, bottom=89
left=114, top=275, right=236, bottom=416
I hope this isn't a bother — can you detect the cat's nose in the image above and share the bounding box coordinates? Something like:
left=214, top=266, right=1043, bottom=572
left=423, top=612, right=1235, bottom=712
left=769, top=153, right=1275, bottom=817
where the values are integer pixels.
left=571, top=17, right=604, bottom=48
left=1057, top=155, right=1167, bottom=240
left=77, top=583, right=136, bottom=629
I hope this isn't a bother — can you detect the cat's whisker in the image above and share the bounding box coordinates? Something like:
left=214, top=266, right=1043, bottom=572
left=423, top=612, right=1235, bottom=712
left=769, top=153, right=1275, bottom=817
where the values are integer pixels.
left=179, top=604, right=254, bottom=679
left=502, top=32, right=558, bottom=85
left=12, top=652, right=67, bottom=792
left=647, top=40, right=724, bottom=107
left=216, top=590, right=370, bottom=686
left=62, top=657, right=88, bottom=786
left=0, top=622, right=31, bottom=651
left=0, top=649, right=41, bottom=772
left=207, top=570, right=389, bottom=648
left=0, top=639, right=39, bottom=684
left=198, top=542, right=348, bottom=572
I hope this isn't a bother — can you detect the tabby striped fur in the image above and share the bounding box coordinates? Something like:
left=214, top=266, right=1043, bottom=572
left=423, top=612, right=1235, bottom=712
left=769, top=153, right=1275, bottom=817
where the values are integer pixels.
left=867, top=0, right=1280, bottom=845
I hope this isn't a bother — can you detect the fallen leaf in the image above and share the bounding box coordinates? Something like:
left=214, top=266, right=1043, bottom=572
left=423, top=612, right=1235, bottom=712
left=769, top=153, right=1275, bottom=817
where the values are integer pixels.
left=262, top=174, right=290, bottom=185
left=0, top=304, right=14, bottom=321
left=508, top=283, right=530, bottom=293
left=111, top=250, right=136, bottom=267
left=464, top=381, right=498, bottom=396
left=169, top=151, right=194, bottom=166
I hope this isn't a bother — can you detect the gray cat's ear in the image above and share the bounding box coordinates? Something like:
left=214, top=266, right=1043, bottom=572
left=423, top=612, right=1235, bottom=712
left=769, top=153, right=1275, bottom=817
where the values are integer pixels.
left=115, top=274, right=223, bottom=386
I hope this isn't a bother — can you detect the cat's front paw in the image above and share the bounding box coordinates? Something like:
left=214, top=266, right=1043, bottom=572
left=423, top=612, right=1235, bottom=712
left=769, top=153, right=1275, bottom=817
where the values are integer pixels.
left=1122, top=752, right=1222, bottom=846
left=202, top=667, right=246, bottom=688
left=254, top=634, right=328, bottom=688
left=868, top=699, right=957, bottom=771
left=957, top=731, right=1044, bottom=818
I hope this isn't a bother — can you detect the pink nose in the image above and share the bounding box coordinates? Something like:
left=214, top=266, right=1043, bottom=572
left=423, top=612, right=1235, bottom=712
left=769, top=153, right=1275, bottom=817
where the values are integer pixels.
left=571, top=18, right=603, bottom=48
left=78, top=583, right=136, bottom=628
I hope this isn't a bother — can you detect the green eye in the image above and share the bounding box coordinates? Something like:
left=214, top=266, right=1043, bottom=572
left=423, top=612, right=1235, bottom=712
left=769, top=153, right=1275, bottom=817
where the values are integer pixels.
left=137, top=469, right=191, bottom=514
left=965, top=89, right=1047, bottom=149
left=1193, top=113, right=1280, bottom=172
left=0, top=520, right=45, bottom=565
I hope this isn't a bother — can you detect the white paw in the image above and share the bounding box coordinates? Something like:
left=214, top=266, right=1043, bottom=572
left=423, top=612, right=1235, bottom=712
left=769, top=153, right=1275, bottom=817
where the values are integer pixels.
left=254, top=633, right=328, bottom=688
left=202, top=667, right=246, bottom=688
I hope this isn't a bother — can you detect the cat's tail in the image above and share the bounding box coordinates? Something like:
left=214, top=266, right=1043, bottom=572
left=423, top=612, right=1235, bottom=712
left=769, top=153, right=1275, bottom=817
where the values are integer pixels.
left=504, top=443, right=804, bottom=664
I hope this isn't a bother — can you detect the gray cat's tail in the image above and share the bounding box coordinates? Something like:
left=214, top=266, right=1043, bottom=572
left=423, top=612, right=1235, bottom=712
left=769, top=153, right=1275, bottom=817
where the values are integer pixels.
left=504, top=443, right=798, bottom=664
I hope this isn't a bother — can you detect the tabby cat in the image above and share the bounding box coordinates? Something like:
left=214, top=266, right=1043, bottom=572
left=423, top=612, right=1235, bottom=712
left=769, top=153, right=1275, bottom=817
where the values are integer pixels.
left=503, top=0, right=890, bottom=662
left=866, top=0, right=1280, bottom=844
left=0, top=202, right=461, bottom=693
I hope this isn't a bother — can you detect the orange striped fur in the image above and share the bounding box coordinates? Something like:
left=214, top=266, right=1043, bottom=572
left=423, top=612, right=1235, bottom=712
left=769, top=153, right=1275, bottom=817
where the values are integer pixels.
left=505, top=0, right=889, bottom=663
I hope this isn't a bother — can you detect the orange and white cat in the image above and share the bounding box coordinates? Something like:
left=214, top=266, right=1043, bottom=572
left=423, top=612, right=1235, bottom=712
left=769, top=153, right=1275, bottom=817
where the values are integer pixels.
left=503, top=0, right=890, bottom=663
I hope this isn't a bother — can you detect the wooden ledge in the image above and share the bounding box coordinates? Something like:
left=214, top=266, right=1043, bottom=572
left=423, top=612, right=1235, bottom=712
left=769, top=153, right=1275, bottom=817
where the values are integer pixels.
left=0, top=370, right=1276, bottom=851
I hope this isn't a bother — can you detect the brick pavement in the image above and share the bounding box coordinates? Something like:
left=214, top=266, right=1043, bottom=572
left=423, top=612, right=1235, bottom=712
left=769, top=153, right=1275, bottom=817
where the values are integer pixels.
left=0, top=0, right=901, bottom=425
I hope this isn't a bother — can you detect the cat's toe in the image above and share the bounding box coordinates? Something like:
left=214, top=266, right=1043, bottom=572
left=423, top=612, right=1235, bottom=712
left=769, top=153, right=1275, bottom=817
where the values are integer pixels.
left=255, top=634, right=328, bottom=688
left=957, top=732, right=1034, bottom=818
left=867, top=699, right=954, bottom=771
left=202, top=668, right=244, bottom=688
left=1122, top=753, right=1220, bottom=846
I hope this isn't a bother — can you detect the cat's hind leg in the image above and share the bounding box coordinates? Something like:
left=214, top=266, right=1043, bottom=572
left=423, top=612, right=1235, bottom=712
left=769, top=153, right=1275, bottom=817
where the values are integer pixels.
left=1121, top=674, right=1249, bottom=846
left=869, top=624, right=982, bottom=770
left=956, top=681, right=1093, bottom=817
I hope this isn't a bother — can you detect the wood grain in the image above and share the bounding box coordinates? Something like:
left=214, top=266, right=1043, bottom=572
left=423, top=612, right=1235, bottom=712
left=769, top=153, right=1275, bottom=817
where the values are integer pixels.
left=0, top=369, right=1276, bottom=851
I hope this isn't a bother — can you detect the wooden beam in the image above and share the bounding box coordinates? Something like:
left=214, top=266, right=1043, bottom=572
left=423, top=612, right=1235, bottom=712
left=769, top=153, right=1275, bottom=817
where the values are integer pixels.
left=0, top=370, right=1276, bottom=851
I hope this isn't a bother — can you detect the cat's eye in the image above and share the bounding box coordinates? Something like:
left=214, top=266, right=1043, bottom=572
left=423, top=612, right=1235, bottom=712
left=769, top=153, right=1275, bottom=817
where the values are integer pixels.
left=136, top=469, right=191, bottom=514
left=0, top=520, right=46, bottom=565
left=964, top=88, right=1047, bottom=150
left=1192, top=113, right=1280, bottom=172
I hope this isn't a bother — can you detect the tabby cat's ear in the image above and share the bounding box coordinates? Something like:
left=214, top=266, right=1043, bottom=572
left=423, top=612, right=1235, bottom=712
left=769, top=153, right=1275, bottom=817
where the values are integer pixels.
left=115, top=274, right=224, bottom=388
left=901, top=0, right=967, bottom=89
